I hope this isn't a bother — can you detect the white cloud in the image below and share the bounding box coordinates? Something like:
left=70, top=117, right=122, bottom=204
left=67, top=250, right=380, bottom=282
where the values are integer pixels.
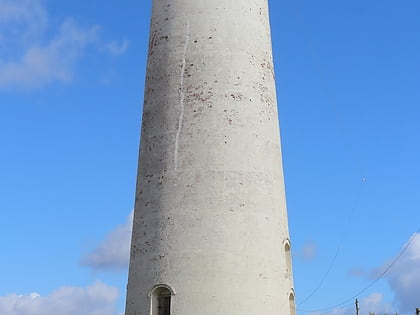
left=0, top=0, right=47, bottom=50
left=307, top=233, right=420, bottom=315
left=377, top=232, right=420, bottom=314
left=309, top=293, right=394, bottom=315
left=81, top=212, right=133, bottom=270
left=105, top=40, right=130, bottom=56
left=0, top=281, right=119, bottom=315
left=0, top=0, right=98, bottom=89
left=0, top=18, right=98, bottom=89
left=0, top=0, right=128, bottom=89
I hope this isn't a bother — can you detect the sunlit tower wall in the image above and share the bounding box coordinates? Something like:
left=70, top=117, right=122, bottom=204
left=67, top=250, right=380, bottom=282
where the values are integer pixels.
left=125, top=0, right=295, bottom=314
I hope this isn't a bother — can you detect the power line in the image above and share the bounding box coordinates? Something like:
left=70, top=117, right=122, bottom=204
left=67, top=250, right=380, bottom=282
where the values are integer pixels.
left=297, top=245, right=341, bottom=305
left=298, top=229, right=420, bottom=313
left=290, top=0, right=369, bottom=305
left=297, top=177, right=367, bottom=306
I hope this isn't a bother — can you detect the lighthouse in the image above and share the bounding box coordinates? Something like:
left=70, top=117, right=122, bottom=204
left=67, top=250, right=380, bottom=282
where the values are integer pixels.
left=125, top=1, right=295, bottom=314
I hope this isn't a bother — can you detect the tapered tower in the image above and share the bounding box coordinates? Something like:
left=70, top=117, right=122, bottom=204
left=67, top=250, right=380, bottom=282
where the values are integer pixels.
left=125, top=1, right=295, bottom=314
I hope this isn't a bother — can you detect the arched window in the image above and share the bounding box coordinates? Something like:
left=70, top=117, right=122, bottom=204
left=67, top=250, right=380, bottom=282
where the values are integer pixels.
left=284, top=238, right=292, bottom=276
left=289, top=290, right=296, bottom=315
left=151, top=286, right=172, bottom=315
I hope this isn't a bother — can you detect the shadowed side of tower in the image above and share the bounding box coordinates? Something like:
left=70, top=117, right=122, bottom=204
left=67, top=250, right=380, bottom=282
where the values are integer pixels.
left=125, top=1, right=295, bottom=314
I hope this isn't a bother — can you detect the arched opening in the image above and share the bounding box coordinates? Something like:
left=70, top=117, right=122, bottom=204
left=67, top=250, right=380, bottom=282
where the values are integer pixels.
left=289, top=291, right=296, bottom=315
left=284, top=239, right=292, bottom=276
left=151, top=286, right=172, bottom=315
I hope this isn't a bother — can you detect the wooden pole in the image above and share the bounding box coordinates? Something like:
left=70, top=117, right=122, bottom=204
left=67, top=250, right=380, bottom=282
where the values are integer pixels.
left=355, top=299, right=360, bottom=315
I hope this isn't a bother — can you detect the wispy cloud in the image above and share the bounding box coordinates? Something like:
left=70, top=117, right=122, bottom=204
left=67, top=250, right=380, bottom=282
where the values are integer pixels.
left=0, top=0, right=128, bottom=90
left=81, top=212, right=133, bottom=271
left=347, top=266, right=365, bottom=278
left=0, top=18, right=98, bottom=89
left=372, top=232, right=420, bottom=314
left=331, top=232, right=420, bottom=315
left=0, top=281, right=119, bottom=315
left=0, top=0, right=47, bottom=50
left=304, top=233, right=420, bottom=315
left=309, top=293, right=394, bottom=315
left=105, top=40, right=130, bottom=56
left=296, top=240, right=318, bottom=262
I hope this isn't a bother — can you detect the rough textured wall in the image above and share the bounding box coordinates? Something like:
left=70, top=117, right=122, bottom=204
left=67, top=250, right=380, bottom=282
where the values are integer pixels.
left=126, top=0, right=294, bottom=314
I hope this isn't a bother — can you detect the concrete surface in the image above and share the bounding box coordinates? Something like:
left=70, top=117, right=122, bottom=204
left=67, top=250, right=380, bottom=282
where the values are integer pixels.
left=125, top=1, right=295, bottom=314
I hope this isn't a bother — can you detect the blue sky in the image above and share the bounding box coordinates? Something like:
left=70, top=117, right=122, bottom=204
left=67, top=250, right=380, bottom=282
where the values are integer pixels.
left=0, top=0, right=419, bottom=314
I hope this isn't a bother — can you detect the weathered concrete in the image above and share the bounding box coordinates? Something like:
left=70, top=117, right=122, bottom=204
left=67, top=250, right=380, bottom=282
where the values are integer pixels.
left=125, top=1, right=294, bottom=314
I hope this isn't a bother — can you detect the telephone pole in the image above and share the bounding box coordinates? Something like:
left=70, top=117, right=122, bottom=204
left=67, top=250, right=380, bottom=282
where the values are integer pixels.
left=355, top=299, right=360, bottom=315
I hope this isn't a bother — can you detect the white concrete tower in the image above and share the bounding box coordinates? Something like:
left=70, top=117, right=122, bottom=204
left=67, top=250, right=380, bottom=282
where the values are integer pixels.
left=125, top=1, right=295, bottom=314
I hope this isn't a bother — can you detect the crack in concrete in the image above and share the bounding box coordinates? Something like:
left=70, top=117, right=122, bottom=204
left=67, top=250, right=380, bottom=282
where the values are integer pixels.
left=174, top=20, right=190, bottom=171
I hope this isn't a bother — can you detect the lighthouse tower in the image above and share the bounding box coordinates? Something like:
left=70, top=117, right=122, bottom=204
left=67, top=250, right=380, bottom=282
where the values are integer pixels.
left=125, top=1, right=295, bottom=314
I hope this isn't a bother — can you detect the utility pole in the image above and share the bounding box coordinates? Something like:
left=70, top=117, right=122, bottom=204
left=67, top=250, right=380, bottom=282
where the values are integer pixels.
left=355, top=299, right=360, bottom=315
